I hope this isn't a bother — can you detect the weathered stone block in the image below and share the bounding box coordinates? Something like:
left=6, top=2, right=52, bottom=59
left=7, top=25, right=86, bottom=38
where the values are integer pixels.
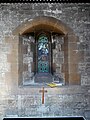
left=69, top=73, right=81, bottom=85
left=78, top=63, right=86, bottom=73
left=69, top=64, right=78, bottom=73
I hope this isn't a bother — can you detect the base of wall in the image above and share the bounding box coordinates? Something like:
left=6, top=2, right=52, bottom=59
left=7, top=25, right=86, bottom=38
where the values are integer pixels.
left=3, top=116, right=85, bottom=120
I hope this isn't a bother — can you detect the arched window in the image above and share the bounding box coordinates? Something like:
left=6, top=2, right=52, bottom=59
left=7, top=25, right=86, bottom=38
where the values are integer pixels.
left=19, top=32, right=65, bottom=85
left=16, top=16, right=80, bottom=86
left=34, top=32, right=53, bottom=83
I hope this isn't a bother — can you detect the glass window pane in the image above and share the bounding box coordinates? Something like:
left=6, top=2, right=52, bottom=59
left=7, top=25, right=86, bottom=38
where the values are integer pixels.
left=37, top=34, right=49, bottom=73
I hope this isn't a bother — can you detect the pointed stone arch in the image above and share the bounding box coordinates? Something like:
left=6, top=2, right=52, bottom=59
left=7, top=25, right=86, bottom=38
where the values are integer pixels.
left=13, top=16, right=71, bottom=35
left=11, top=16, right=81, bottom=85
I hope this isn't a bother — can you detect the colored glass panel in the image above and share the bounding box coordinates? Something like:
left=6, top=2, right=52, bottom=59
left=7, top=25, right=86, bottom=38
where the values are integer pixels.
left=37, top=34, right=49, bottom=73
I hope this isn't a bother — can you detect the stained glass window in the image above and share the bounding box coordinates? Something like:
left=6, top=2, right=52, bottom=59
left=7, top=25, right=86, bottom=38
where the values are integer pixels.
left=37, top=34, right=49, bottom=73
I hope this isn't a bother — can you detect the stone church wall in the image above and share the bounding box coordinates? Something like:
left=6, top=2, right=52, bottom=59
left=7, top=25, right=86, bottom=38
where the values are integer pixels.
left=0, top=3, right=90, bottom=120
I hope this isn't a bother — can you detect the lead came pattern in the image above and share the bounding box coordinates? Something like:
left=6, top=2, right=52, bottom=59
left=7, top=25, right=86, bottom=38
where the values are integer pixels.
left=38, top=34, right=49, bottom=73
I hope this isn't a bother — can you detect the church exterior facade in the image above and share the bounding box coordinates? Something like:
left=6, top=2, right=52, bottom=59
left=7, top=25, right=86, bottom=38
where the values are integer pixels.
left=0, top=3, right=90, bottom=120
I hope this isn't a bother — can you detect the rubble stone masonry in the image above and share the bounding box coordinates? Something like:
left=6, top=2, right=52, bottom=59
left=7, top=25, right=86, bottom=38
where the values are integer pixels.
left=0, top=3, right=90, bottom=120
